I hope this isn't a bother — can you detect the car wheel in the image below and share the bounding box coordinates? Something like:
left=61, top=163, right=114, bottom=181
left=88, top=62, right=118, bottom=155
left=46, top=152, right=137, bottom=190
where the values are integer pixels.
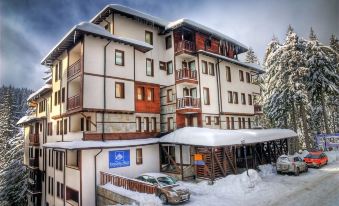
left=305, top=166, right=308, bottom=172
left=159, top=193, right=168, bottom=204
left=294, top=168, right=300, bottom=176
left=325, top=161, right=328, bottom=165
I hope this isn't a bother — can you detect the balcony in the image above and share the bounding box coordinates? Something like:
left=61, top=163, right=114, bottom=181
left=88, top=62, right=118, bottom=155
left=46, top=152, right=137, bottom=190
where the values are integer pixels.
left=29, top=157, right=39, bottom=168
left=177, top=97, right=201, bottom=114
left=254, top=104, right=263, bottom=114
left=67, top=94, right=81, bottom=111
left=67, top=59, right=81, bottom=80
left=29, top=134, right=39, bottom=146
left=175, top=68, right=198, bottom=84
left=175, top=40, right=196, bottom=54
left=27, top=180, right=42, bottom=194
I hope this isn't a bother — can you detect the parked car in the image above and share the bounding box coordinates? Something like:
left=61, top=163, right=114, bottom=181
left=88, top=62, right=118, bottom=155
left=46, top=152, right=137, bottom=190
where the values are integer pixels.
left=303, top=151, right=328, bottom=168
left=276, top=155, right=308, bottom=176
left=135, top=173, right=190, bottom=204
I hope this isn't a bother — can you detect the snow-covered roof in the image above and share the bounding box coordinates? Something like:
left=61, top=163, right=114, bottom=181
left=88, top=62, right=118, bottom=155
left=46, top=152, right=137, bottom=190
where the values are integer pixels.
left=159, top=127, right=297, bottom=147
left=41, top=22, right=153, bottom=66
left=27, top=84, right=52, bottom=101
left=17, top=116, right=44, bottom=125
left=91, top=4, right=168, bottom=27
left=42, top=138, right=159, bottom=150
left=166, top=18, right=247, bottom=50
left=198, top=50, right=265, bottom=74
left=141, top=173, right=168, bottom=178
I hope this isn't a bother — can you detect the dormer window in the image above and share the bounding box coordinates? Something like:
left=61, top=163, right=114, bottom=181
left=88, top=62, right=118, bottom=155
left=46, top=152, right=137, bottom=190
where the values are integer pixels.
left=205, top=39, right=211, bottom=49
left=104, top=23, right=110, bottom=31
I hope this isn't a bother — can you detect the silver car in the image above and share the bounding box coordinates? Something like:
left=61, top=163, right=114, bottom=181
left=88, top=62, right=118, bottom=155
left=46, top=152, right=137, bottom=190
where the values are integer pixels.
left=276, top=155, right=308, bottom=176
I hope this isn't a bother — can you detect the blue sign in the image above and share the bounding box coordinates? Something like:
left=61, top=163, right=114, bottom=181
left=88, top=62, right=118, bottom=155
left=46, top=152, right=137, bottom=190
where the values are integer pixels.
left=109, top=150, right=130, bottom=168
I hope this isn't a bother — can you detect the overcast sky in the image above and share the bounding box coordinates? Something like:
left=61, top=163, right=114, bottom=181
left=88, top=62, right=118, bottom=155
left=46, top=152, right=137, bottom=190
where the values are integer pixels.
left=0, top=0, right=338, bottom=90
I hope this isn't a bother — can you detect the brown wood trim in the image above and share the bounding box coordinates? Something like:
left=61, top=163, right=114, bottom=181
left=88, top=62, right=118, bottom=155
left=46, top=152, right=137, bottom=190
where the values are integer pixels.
left=83, top=72, right=134, bottom=82
left=114, top=49, right=125, bottom=66
left=84, top=132, right=160, bottom=141
left=134, top=81, right=160, bottom=87
left=221, top=112, right=255, bottom=116
left=175, top=79, right=199, bottom=85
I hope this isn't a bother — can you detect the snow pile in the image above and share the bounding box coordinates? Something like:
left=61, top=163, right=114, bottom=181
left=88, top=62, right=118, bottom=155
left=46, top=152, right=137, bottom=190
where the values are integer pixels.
left=295, top=150, right=310, bottom=158
left=325, top=151, right=339, bottom=163
left=258, top=164, right=276, bottom=177
left=101, top=183, right=162, bottom=206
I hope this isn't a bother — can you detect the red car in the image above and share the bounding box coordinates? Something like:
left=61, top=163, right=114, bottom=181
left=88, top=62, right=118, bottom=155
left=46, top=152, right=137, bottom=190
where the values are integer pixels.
left=303, top=152, right=328, bottom=168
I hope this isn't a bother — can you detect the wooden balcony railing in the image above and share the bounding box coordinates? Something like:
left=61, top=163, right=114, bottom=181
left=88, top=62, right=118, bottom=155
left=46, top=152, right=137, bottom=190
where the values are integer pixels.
left=176, top=68, right=197, bottom=82
left=29, top=134, right=39, bottom=145
left=175, top=40, right=195, bottom=53
left=67, top=94, right=81, bottom=111
left=100, top=172, right=156, bottom=194
left=67, top=59, right=81, bottom=80
left=177, top=97, right=201, bottom=109
left=29, top=157, right=39, bottom=168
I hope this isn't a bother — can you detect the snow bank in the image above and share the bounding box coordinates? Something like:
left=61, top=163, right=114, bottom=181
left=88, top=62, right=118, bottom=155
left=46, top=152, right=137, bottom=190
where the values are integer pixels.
left=101, top=183, right=162, bottom=206
left=325, top=151, right=339, bottom=163
left=258, top=164, right=276, bottom=177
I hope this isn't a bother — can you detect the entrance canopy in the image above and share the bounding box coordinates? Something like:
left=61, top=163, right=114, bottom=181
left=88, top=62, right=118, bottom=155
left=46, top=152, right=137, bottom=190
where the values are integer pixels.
left=159, top=127, right=297, bottom=147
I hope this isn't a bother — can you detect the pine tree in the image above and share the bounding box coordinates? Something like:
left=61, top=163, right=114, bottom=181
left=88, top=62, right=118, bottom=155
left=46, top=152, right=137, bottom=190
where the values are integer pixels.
left=286, top=24, right=294, bottom=36
left=244, top=47, right=259, bottom=64
left=329, top=34, right=339, bottom=54
left=309, top=27, right=317, bottom=41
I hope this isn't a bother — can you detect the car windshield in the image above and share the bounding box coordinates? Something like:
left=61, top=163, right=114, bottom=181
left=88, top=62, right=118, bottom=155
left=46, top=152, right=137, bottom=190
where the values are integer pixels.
left=278, top=156, right=290, bottom=163
left=157, top=176, right=177, bottom=186
left=305, top=154, right=320, bottom=159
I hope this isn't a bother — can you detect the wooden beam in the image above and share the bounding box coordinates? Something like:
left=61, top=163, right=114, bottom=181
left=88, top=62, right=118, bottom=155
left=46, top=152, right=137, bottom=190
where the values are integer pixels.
left=160, top=145, right=180, bottom=173
left=225, top=148, right=236, bottom=174
left=214, top=151, right=226, bottom=176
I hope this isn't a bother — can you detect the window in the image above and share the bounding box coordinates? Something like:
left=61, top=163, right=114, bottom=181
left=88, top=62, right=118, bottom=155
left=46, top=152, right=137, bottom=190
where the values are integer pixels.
left=62, top=88, right=65, bottom=103
left=201, top=61, right=208, bottom=74
left=226, top=117, right=230, bottom=129
left=58, top=61, right=62, bottom=80
left=242, top=118, right=246, bottom=129
left=57, top=182, right=60, bottom=198
left=238, top=117, right=242, bottom=129
left=145, top=31, right=153, bottom=45
left=104, top=23, right=110, bottom=31
left=205, top=116, right=211, bottom=125
left=159, top=61, right=166, bottom=71
left=226, top=66, right=231, bottom=82
left=228, top=91, right=233, bottom=103
left=55, top=64, right=59, bottom=82
left=167, top=117, right=174, bottom=131
left=64, top=119, right=67, bottom=135
left=51, top=177, right=54, bottom=195
left=115, top=82, right=125, bottom=98
left=137, top=87, right=144, bottom=100
left=59, top=120, right=63, bottom=135
left=40, top=123, right=42, bottom=132
left=208, top=62, right=215, bottom=76
left=241, top=93, right=246, bottom=105
left=239, top=70, right=244, bottom=82
left=136, top=148, right=143, bottom=165
left=167, top=89, right=173, bottom=102
left=214, top=117, right=220, bottom=125
left=248, top=94, right=252, bottom=105
left=80, top=118, right=84, bottom=131
left=86, top=117, right=91, bottom=131
left=231, top=117, right=235, bottom=129
left=203, top=88, right=210, bottom=105
left=54, top=92, right=58, bottom=106
left=248, top=118, right=251, bottom=128
left=233, top=92, right=238, bottom=104
left=205, top=39, right=211, bottom=48
left=165, top=35, right=172, bottom=49
left=167, top=61, right=173, bottom=75
left=246, top=72, right=251, bottom=83
left=189, top=61, right=196, bottom=71
left=115, top=50, right=124, bottom=66
left=146, top=59, right=154, bottom=76
left=144, top=117, right=149, bottom=132
left=151, top=117, right=156, bottom=132
left=146, top=88, right=154, bottom=101
left=66, top=187, right=79, bottom=204
left=136, top=117, right=141, bottom=132
left=61, top=183, right=64, bottom=199
left=66, top=150, right=80, bottom=168
left=48, top=176, right=51, bottom=194
left=55, top=151, right=63, bottom=171
left=56, top=121, right=59, bottom=135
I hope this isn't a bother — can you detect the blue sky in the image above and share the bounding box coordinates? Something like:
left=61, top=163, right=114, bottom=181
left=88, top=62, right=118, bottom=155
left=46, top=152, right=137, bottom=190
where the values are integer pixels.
left=0, top=0, right=338, bottom=90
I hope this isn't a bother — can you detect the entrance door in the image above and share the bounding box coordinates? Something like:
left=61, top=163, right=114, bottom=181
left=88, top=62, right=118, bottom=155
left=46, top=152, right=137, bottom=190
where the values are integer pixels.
left=35, top=122, right=39, bottom=134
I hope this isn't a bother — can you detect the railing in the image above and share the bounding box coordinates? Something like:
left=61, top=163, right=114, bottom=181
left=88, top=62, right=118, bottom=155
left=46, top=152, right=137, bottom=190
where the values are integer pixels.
left=29, top=134, right=39, bottom=145
left=175, top=40, right=195, bottom=53
left=67, top=59, right=81, bottom=80
left=67, top=94, right=81, bottom=110
left=28, top=181, right=42, bottom=193
left=29, top=157, right=39, bottom=168
left=176, top=68, right=197, bottom=82
left=177, top=97, right=201, bottom=109
left=100, top=172, right=156, bottom=194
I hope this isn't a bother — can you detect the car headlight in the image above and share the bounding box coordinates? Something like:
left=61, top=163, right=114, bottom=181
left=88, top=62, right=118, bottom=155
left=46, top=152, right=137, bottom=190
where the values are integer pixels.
left=169, top=191, right=179, bottom=197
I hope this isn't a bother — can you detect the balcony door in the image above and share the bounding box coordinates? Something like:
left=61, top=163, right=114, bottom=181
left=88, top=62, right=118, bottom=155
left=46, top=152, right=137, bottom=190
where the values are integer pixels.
left=188, top=61, right=196, bottom=71
left=183, top=88, right=197, bottom=98
left=35, top=122, right=39, bottom=134
left=185, top=114, right=198, bottom=127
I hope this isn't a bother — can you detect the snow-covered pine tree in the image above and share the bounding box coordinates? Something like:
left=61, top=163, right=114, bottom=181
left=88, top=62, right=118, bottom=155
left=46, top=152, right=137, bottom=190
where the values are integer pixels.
left=329, top=34, right=339, bottom=54
left=244, top=47, right=259, bottom=64
left=0, top=86, right=32, bottom=206
left=309, top=27, right=317, bottom=41
left=286, top=24, right=294, bottom=36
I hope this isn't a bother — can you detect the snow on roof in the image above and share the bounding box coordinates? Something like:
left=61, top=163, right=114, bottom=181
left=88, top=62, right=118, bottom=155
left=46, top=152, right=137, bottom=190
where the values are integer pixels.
left=159, top=127, right=297, bottom=147
left=141, top=173, right=168, bottom=178
left=198, top=50, right=265, bottom=74
left=17, top=116, right=43, bottom=125
left=27, top=84, right=52, bottom=101
left=91, top=4, right=168, bottom=27
left=42, top=138, right=159, bottom=150
left=41, top=22, right=153, bottom=65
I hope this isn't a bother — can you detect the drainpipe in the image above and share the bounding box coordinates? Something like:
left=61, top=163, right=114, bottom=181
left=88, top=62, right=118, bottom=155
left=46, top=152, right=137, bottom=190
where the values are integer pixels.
left=216, top=59, right=222, bottom=128
left=94, top=149, right=103, bottom=206
left=102, top=40, right=112, bottom=141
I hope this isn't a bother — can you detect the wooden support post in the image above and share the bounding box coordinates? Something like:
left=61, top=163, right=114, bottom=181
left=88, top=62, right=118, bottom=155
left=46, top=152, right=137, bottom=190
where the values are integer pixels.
left=180, top=145, right=184, bottom=180
left=211, top=148, right=215, bottom=183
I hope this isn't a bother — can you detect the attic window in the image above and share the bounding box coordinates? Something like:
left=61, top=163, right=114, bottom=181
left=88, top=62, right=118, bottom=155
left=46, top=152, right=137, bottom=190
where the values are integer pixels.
left=104, top=23, right=110, bottom=31
left=205, top=39, right=211, bottom=49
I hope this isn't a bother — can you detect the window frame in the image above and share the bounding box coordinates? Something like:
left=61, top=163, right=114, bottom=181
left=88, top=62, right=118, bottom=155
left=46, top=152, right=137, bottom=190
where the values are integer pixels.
left=228, top=91, right=233, bottom=103
left=233, top=92, right=238, bottom=104
left=226, top=66, right=232, bottom=82
left=201, top=60, right=208, bottom=74
left=165, top=35, right=172, bottom=49
left=241, top=93, right=246, bottom=105
left=203, top=87, right=210, bottom=105
left=146, top=88, right=154, bottom=101
left=136, top=117, right=142, bottom=132
left=246, top=72, right=251, bottom=83
left=214, top=116, right=220, bottom=125
left=248, top=94, right=252, bottom=105
left=136, top=148, right=143, bottom=165
left=159, top=61, right=166, bottom=71
left=146, top=58, right=154, bottom=77
left=239, top=70, right=244, bottom=82
left=115, top=82, right=125, bottom=99
left=145, top=31, right=153, bottom=45
left=205, top=116, right=211, bottom=125
left=136, top=87, right=144, bottom=101
left=167, top=89, right=173, bottom=103
left=166, top=61, right=173, bottom=75
left=208, top=62, right=215, bottom=76
left=115, top=50, right=125, bottom=66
